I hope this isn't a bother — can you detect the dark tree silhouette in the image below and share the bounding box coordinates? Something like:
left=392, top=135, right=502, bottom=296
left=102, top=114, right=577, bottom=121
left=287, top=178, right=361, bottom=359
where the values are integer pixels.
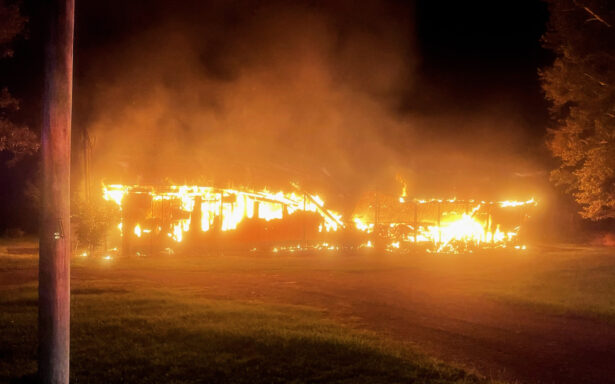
left=0, top=0, right=37, bottom=165
left=541, top=0, right=615, bottom=220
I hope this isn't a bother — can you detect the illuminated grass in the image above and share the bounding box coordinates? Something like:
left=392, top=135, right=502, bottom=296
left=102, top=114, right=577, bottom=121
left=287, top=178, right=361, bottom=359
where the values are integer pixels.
left=0, top=283, right=493, bottom=384
left=481, top=246, right=615, bottom=319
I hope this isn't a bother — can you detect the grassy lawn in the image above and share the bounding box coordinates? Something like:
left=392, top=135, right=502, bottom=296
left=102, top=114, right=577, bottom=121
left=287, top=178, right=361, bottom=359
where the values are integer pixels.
left=479, top=245, right=615, bottom=319
left=0, top=276, right=492, bottom=383
left=3, top=239, right=614, bottom=383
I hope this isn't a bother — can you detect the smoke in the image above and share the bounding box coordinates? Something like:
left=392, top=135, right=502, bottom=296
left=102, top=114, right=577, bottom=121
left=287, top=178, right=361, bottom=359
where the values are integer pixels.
left=76, top=0, right=547, bottom=208
left=78, top=0, right=414, bottom=203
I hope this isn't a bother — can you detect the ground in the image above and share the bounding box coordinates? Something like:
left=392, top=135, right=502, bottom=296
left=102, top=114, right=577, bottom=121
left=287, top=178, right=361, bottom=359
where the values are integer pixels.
left=1, top=239, right=615, bottom=383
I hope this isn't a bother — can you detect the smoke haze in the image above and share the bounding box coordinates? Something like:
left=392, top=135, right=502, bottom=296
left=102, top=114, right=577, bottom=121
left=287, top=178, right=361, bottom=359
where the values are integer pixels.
left=75, top=0, right=548, bottom=207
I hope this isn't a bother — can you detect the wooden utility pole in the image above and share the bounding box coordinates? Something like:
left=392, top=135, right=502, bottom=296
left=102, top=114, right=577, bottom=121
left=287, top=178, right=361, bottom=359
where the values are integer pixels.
left=39, top=0, right=74, bottom=383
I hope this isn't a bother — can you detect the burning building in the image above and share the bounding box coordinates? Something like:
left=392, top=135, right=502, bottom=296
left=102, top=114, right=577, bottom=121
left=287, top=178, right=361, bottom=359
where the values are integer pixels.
left=102, top=184, right=344, bottom=256
left=352, top=194, right=537, bottom=253
left=100, top=183, right=536, bottom=256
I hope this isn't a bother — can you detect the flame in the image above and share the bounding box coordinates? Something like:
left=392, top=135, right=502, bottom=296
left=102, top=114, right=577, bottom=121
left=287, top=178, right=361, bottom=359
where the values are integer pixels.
left=353, top=216, right=372, bottom=232
left=432, top=206, right=485, bottom=251
left=173, top=223, right=183, bottom=242
left=102, top=183, right=342, bottom=243
left=354, top=197, right=536, bottom=253
left=396, top=174, right=407, bottom=203
left=499, top=198, right=536, bottom=208
left=102, top=184, right=125, bottom=206
left=103, top=183, right=534, bottom=254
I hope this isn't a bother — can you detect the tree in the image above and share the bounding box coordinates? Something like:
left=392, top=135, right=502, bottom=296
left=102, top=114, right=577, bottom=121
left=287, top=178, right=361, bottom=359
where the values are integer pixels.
left=541, top=0, right=615, bottom=220
left=73, top=198, right=118, bottom=255
left=0, top=0, right=37, bottom=165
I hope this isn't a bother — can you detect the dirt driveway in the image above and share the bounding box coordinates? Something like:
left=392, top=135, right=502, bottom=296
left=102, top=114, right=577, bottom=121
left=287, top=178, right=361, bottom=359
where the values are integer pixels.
left=4, top=246, right=615, bottom=384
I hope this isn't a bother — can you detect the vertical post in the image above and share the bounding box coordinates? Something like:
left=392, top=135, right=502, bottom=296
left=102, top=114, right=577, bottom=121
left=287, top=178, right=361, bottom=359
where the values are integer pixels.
left=39, top=0, right=74, bottom=383
left=190, top=195, right=202, bottom=243
left=219, top=191, right=224, bottom=231
left=413, top=201, right=418, bottom=243
left=436, top=202, right=441, bottom=245
left=149, top=198, right=154, bottom=255
left=487, top=204, right=493, bottom=243
left=161, top=199, right=167, bottom=239
left=121, top=195, right=132, bottom=257
left=303, top=193, right=307, bottom=248
left=373, top=196, right=379, bottom=248
left=373, top=195, right=379, bottom=232
left=521, top=205, right=528, bottom=243
left=254, top=201, right=260, bottom=219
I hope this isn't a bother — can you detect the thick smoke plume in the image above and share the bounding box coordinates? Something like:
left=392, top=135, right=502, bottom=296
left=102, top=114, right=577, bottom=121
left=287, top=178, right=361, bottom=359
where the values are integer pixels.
left=80, top=0, right=414, bottom=204
left=77, top=0, right=546, bottom=208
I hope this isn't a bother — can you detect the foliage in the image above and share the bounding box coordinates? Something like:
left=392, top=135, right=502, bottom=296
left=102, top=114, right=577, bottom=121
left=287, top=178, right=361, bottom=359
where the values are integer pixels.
left=73, top=199, right=119, bottom=253
left=0, top=110, right=38, bottom=165
left=0, top=0, right=36, bottom=165
left=541, top=0, right=615, bottom=219
left=0, top=0, right=26, bottom=58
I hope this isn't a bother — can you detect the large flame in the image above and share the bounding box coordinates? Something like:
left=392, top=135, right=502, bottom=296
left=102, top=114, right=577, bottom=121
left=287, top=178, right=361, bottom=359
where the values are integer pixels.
left=103, top=184, right=344, bottom=243
left=102, top=183, right=535, bottom=254
left=353, top=196, right=536, bottom=253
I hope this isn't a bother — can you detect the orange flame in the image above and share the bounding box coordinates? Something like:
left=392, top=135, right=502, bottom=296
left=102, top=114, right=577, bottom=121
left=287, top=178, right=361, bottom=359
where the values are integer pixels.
left=103, top=183, right=343, bottom=243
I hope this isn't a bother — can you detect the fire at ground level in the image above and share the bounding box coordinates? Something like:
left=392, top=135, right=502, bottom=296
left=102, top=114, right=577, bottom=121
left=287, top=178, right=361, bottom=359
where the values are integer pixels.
left=99, top=184, right=537, bottom=257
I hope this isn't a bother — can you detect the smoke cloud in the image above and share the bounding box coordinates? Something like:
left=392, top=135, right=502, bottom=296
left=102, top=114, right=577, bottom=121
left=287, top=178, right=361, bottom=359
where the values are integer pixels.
left=76, top=0, right=546, bottom=208
left=79, top=1, right=412, bottom=202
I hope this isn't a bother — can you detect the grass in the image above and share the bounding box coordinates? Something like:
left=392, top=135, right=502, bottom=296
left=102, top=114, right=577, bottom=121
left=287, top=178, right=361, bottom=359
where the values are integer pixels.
left=478, top=245, right=615, bottom=320
left=3, top=239, right=614, bottom=383
left=0, top=281, right=491, bottom=383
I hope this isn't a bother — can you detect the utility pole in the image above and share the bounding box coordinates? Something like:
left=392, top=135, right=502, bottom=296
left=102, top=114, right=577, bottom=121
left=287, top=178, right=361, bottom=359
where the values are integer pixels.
left=39, top=0, right=74, bottom=383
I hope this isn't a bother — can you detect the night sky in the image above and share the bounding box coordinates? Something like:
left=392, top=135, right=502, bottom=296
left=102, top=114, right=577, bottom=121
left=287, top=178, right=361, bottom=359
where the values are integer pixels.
left=0, top=0, right=553, bottom=233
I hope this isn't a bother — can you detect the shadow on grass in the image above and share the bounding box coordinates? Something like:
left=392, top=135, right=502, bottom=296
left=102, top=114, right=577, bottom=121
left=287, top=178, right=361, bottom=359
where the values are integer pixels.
left=1, top=287, right=492, bottom=384
left=70, top=325, right=480, bottom=384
